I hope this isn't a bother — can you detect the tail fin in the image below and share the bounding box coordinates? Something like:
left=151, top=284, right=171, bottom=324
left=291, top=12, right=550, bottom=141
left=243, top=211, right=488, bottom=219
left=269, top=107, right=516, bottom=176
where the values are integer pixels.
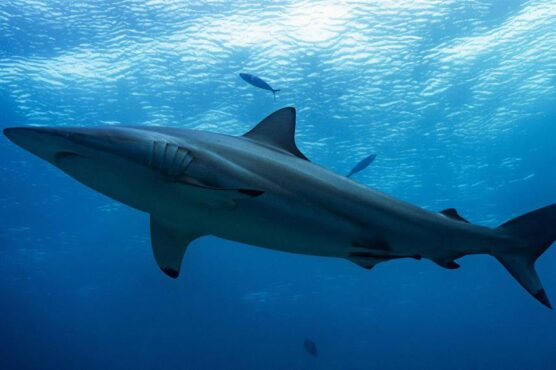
left=272, top=89, right=280, bottom=101
left=494, top=204, right=556, bottom=309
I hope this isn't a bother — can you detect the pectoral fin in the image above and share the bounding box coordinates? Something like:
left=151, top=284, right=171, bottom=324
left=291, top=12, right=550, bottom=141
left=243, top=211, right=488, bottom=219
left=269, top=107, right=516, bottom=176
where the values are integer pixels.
left=150, top=216, right=200, bottom=278
left=348, top=258, right=376, bottom=270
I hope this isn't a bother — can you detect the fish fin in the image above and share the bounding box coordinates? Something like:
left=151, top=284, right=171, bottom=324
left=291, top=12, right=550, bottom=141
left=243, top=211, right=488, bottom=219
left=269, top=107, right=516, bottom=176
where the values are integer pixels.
left=433, top=259, right=461, bottom=269
left=346, top=153, right=376, bottom=177
left=242, top=107, right=309, bottom=161
left=150, top=216, right=201, bottom=279
left=492, top=204, right=556, bottom=309
left=439, top=208, right=469, bottom=223
left=348, top=258, right=376, bottom=270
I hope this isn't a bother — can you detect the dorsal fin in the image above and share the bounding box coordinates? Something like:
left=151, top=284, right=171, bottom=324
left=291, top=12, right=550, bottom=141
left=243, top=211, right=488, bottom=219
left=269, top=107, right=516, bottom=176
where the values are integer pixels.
left=243, top=107, right=308, bottom=160
left=440, top=208, right=470, bottom=223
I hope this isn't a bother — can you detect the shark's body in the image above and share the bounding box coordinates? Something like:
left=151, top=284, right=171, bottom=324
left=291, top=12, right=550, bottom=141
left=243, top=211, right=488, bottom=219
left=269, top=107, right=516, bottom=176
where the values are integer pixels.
left=4, top=108, right=556, bottom=308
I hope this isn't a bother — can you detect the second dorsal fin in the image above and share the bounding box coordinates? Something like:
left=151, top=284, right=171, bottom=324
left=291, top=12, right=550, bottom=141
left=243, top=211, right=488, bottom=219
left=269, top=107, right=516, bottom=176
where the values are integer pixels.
left=243, top=107, right=308, bottom=160
left=440, top=208, right=470, bottom=223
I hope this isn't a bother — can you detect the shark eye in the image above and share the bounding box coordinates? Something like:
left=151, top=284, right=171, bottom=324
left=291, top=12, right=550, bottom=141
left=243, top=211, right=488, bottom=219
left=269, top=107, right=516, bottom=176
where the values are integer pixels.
left=149, top=141, right=193, bottom=177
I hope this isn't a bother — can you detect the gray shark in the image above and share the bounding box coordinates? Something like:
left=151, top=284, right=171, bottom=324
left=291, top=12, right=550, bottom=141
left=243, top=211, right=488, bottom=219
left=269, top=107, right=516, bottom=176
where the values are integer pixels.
left=4, top=107, right=556, bottom=308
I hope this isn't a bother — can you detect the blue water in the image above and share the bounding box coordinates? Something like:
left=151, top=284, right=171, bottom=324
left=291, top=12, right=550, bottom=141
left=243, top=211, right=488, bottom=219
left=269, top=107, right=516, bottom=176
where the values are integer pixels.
left=1, top=1, right=556, bottom=369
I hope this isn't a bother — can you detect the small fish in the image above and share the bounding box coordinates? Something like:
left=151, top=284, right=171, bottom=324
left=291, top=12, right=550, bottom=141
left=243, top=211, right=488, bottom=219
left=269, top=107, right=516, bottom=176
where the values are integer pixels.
left=303, top=339, right=318, bottom=357
left=239, top=73, right=280, bottom=100
left=346, top=153, right=376, bottom=178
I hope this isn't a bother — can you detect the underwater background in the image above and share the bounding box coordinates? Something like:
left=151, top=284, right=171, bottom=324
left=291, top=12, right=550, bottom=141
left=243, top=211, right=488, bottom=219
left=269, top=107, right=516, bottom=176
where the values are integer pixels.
left=1, top=0, right=556, bottom=369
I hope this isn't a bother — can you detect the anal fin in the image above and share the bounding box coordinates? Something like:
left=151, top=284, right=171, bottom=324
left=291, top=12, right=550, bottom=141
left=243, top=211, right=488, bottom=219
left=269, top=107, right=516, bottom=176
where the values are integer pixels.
left=150, top=216, right=201, bottom=279
left=434, top=260, right=461, bottom=270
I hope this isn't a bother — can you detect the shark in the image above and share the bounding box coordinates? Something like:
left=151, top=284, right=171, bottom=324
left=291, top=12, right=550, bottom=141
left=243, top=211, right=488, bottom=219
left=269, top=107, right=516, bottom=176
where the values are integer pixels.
left=3, top=107, right=556, bottom=308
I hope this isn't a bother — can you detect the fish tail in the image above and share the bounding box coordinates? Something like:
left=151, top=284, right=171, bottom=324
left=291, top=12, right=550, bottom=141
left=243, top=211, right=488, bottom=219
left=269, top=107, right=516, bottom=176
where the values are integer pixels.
left=492, top=204, right=556, bottom=309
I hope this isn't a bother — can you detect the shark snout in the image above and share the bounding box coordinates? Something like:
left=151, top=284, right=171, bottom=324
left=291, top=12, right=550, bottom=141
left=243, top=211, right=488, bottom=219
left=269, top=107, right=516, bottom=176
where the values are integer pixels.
left=4, top=126, right=161, bottom=168
left=4, top=126, right=68, bottom=143
left=3, top=126, right=79, bottom=163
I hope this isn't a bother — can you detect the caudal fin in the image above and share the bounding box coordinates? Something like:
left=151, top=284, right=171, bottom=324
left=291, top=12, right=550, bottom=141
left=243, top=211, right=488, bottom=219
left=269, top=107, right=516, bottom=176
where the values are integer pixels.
left=494, top=204, right=556, bottom=309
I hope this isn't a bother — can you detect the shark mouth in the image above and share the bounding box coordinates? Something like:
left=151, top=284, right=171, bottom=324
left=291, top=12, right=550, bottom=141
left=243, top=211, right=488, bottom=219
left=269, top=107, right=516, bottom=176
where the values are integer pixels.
left=54, top=151, right=81, bottom=162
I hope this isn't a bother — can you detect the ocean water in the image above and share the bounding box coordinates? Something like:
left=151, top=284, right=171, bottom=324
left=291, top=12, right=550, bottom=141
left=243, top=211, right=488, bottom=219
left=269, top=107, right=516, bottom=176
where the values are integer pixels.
left=1, top=1, right=556, bottom=369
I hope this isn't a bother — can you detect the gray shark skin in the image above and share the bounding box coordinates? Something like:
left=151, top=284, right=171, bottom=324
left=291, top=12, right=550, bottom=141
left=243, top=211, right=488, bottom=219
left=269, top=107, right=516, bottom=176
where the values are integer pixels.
left=4, top=107, right=556, bottom=308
